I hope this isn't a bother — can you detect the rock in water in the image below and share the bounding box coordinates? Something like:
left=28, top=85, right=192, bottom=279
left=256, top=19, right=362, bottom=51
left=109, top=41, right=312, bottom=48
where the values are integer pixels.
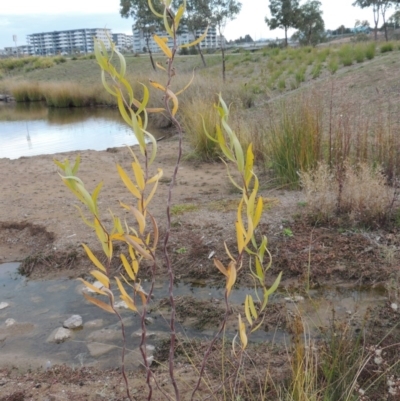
left=63, top=315, right=83, bottom=329
left=54, top=327, right=72, bottom=343
left=0, top=302, right=9, bottom=310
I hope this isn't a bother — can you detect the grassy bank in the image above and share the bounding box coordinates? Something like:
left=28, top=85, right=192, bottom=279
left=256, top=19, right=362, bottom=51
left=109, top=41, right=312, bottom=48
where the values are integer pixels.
left=1, top=41, right=400, bottom=192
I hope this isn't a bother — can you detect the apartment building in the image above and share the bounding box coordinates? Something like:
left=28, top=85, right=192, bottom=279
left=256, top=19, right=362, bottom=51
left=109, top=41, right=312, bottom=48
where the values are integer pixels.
left=4, top=45, right=34, bottom=56
left=112, top=33, right=133, bottom=52
left=27, top=28, right=111, bottom=56
left=132, top=25, right=222, bottom=53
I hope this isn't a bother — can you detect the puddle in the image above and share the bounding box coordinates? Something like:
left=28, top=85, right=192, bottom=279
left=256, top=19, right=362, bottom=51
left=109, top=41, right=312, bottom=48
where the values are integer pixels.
left=0, top=263, right=387, bottom=371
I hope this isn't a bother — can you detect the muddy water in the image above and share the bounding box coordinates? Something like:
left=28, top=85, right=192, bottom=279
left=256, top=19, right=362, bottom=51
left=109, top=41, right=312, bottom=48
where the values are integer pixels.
left=0, top=103, right=156, bottom=159
left=0, top=263, right=284, bottom=371
left=0, top=263, right=388, bottom=371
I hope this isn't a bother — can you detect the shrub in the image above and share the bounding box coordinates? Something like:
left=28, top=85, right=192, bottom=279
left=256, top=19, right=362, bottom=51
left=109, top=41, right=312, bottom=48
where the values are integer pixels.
left=300, top=162, right=396, bottom=226
left=365, top=42, right=376, bottom=60
left=312, top=62, right=322, bottom=79
left=354, top=45, right=365, bottom=63
left=338, top=45, right=353, bottom=66
left=328, top=57, right=338, bottom=74
left=180, top=98, right=221, bottom=160
left=266, top=94, right=323, bottom=187
left=381, top=42, right=394, bottom=53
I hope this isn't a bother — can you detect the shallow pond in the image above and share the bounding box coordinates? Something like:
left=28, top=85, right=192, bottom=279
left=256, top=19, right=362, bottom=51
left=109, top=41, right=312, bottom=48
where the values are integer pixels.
left=0, top=103, right=154, bottom=159
left=0, top=263, right=289, bottom=371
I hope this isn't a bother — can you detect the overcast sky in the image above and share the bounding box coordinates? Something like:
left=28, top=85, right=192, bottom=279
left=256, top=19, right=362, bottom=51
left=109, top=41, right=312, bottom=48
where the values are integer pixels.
left=0, top=0, right=387, bottom=48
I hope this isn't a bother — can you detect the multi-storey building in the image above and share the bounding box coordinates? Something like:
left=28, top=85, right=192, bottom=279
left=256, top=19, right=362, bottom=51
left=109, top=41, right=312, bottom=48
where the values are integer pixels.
left=112, top=33, right=133, bottom=52
left=27, top=28, right=111, bottom=56
left=4, top=45, right=34, bottom=56
left=132, top=25, right=222, bottom=54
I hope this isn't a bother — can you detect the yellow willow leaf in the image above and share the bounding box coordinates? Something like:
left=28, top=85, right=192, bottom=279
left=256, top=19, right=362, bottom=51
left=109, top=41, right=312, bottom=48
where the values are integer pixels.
left=180, top=25, right=209, bottom=48
left=132, top=161, right=145, bottom=191
left=144, top=177, right=159, bottom=209
left=82, top=244, right=106, bottom=273
left=91, top=182, right=103, bottom=206
left=175, top=69, right=195, bottom=96
left=114, top=46, right=126, bottom=77
left=237, top=198, right=245, bottom=234
left=135, top=83, right=149, bottom=115
left=124, top=235, right=152, bottom=260
left=146, top=107, right=165, bottom=113
left=163, top=7, right=174, bottom=38
left=78, top=278, right=107, bottom=296
left=248, top=295, right=257, bottom=319
left=214, top=258, right=228, bottom=277
left=143, top=130, right=157, bottom=166
left=83, top=292, right=115, bottom=314
left=166, top=89, right=178, bottom=117
left=255, top=258, right=264, bottom=282
left=174, top=3, right=185, bottom=30
left=148, top=0, right=163, bottom=17
left=243, top=214, right=254, bottom=249
left=116, top=89, right=134, bottom=129
left=235, top=221, right=244, bottom=254
left=148, top=212, right=159, bottom=250
left=244, top=295, right=253, bottom=325
left=130, top=206, right=146, bottom=234
left=149, top=80, right=166, bottom=92
left=244, top=143, right=254, bottom=184
left=261, top=288, right=269, bottom=311
left=251, top=315, right=266, bottom=333
left=266, top=272, right=282, bottom=297
left=238, top=314, right=248, bottom=350
left=117, top=164, right=141, bottom=199
left=153, top=34, right=172, bottom=58
left=156, top=61, right=167, bottom=71
left=224, top=241, right=235, bottom=262
left=72, top=154, right=81, bottom=175
left=121, top=294, right=138, bottom=312
left=90, top=270, right=110, bottom=288
left=146, top=168, right=163, bottom=185
left=226, top=261, right=237, bottom=297
left=120, top=254, right=135, bottom=281
left=253, top=197, right=264, bottom=228
left=247, top=186, right=257, bottom=219
left=136, top=288, right=147, bottom=306
left=115, top=277, right=137, bottom=312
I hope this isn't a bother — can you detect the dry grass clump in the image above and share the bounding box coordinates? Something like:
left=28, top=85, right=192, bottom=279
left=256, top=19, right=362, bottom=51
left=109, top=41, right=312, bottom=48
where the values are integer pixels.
left=8, top=80, right=114, bottom=107
left=300, top=162, right=396, bottom=226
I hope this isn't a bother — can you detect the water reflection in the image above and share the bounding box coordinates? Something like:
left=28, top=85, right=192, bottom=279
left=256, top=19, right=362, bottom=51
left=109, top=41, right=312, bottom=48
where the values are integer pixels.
left=0, top=103, right=142, bottom=159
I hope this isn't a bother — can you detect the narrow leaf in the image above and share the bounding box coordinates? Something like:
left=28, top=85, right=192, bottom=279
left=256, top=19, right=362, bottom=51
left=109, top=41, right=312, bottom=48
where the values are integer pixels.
left=82, top=244, right=106, bottom=273
left=83, top=292, right=115, bottom=314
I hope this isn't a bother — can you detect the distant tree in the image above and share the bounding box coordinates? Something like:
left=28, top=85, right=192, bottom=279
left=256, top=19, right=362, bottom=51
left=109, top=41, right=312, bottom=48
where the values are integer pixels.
left=120, top=0, right=164, bottom=70
left=209, top=0, right=242, bottom=81
left=265, top=0, right=300, bottom=47
left=388, top=9, right=400, bottom=28
left=173, top=0, right=211, bottom=67
left=353, top=0, right=399, bottom=41
left=292, top=0, right=325, bottom=46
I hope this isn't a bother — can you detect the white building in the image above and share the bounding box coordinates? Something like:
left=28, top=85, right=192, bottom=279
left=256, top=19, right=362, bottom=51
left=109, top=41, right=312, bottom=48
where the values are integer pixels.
left=132, top=25, right=222, bottom=54
left=27, top=28, right=112, bottom=56
left=112, top=33, right=133, bottom=52
left=4, top=45, right=34, bottom=56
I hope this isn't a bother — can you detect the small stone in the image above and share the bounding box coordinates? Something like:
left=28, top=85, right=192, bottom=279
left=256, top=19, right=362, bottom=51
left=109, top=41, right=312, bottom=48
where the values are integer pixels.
left=54, top=327, right=72, bottom=343
left=0, top=302, right=9, bottom=310
left=144, top=317, right=154, bottom=325
left=5, top=318, right=15, bottom=327
left=63, top=315, right=83, bottom=329
left=391, top=303, right=398, bottom=311
left=87, top=343, right=116, bottom=357
left=284, top=296, right=305, bottom=303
